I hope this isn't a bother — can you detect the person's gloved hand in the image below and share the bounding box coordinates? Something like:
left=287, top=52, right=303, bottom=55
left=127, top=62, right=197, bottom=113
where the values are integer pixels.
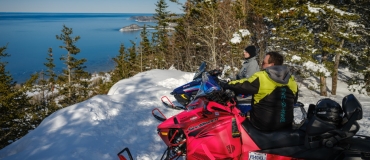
left=224, top=89, right=235, bottom=98
left=219, top=80, right=230, bottom=89
left=208, top=69, right=222, bottom=76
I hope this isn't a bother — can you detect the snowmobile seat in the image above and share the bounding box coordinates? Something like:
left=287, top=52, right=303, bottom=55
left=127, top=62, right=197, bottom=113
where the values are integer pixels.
left=241, top=119, right=305, bottom=150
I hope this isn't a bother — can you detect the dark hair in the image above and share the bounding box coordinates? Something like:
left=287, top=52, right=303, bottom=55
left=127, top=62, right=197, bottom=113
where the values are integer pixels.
left=266, top=51, right=284, bottom=65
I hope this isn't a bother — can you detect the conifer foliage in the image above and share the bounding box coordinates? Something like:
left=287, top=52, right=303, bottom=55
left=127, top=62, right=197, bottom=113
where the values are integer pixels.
left=152, top=0, right=171, bottom=69
left=111, top=44, right=130, bottom=83
left=0, top=46, right=33, bottom=149
left=1, top=0, right=370, bottom=150
left=56, top=25, right=90, bottom=107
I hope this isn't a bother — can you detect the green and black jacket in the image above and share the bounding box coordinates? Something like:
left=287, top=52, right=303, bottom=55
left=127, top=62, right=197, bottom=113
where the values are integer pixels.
left=226, top=65, right=298, bottom=131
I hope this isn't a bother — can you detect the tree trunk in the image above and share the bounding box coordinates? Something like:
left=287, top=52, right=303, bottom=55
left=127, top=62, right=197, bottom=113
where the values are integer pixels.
left=68, top=51, right=71, bottom=99
left=332, top=39, right=344, bottom=95
left=320, top=76, right=327, bottom=96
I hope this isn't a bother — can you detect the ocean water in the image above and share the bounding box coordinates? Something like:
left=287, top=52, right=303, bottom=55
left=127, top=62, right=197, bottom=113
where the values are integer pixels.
left=0, top=12, right=155, bottom=83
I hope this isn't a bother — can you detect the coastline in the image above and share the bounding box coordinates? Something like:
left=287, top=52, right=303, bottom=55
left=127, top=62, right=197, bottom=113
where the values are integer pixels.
left=0, top=12, right=156, bottom=84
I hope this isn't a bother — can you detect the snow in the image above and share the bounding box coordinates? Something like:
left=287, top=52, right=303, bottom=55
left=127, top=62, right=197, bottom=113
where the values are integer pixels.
left=307, top=2, right=325, bottom=14
left=291, top=55, right=301, bottom=61
left=0, top=68, right=370, bottom=160
left=230, top=29, right=250, bottom=44
left=326, top=5, right=354, bottom=16
left=303, top=61, right=331, bottom=77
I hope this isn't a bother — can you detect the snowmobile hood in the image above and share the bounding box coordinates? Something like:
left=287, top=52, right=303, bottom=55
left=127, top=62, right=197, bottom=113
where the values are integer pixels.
left=265, top=65, right=291, bottom=84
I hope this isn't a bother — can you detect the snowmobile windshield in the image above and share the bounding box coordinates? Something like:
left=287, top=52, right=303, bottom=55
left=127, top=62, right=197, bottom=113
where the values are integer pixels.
left=194, top=72, right=221, bottom=99
left=193, top=62, right=206, bottom=80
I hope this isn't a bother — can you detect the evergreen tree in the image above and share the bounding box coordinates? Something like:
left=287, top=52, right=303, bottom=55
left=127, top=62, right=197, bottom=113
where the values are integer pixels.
left=128, top=40, right=139, bottom=76
left=111, top=43, right=130, bottom=83
left=167, top=2, right=196, bottom=70
left=164, top=0, right=252, bottom=72
left=33, top=48, right=59, bottom=118
left=44, top=48, right=57, bottom=94
left=0, top=46, right=33, bottom=149
left=245, top=0, right=365, bottom=96
left=56, top=25, right=89, bottom=106
left=153, top=0, right=171, bottom=69
left=302, top=2, right=360, bottom=95
left=343, top=0, right=370, bottom=95
left=42, top=48, right=59, bottom=113
left=139, top=24, right=153, bottom=71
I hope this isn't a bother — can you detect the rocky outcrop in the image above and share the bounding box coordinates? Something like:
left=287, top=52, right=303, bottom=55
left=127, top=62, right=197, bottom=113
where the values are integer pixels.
left=120, top=15, right=183, bottom=32
left=119, top=24, right=141, bottom=32
left=130, top=16, right=157, bottom=22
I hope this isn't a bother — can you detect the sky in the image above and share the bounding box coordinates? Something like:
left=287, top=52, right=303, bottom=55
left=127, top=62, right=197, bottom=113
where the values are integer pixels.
left=0, top=66, right=369, bottom=160
left=0, top=0, right=186, bottom=13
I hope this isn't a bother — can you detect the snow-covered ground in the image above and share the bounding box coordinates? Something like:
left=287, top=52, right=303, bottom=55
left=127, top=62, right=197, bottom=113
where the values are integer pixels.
left=0, top=68, right=369, bottom=160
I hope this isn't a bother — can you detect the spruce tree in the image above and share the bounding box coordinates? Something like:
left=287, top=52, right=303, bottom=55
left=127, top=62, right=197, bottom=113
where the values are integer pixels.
left=44, top=48, right=57, bottom=94
left=139, top=24, right=153, bottom=71
left=128, top=41, right=139, bottom=76
left=56, top=25, right=89, bottom=106
left=343, top=0, right=370, bottom=95
left=34, top=48, right=58, bottom=117
left=0, top=46, right=33, bottom=149
left=153, top=0, right=171, bottom=69
left=111, top=43, right=130, bottom=83
left=42, top=48, right=59, bottom=113
left=245, top=0, right=365, bottom=96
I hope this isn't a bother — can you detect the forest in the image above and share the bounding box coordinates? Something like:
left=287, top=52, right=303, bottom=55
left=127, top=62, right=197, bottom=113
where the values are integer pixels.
left=1, top=0, right=369, bottom=150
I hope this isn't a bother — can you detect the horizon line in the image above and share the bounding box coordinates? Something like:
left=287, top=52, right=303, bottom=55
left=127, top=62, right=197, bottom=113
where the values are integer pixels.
left=0, top=11, right=157, bottom=14
left=0, top=11, right=184, bottom=14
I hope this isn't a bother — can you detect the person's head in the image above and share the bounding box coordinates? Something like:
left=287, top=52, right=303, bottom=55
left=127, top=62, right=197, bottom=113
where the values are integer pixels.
left=244, top=45, right=256, bottom=59
left=262, top=51, right=284, bottom=69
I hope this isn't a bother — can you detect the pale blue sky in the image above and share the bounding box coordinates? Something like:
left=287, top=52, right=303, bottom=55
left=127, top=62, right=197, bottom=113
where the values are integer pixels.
left=0, top=0, right=185, bottom=13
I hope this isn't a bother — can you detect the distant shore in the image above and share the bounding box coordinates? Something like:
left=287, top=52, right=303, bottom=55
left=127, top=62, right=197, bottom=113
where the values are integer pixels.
left=120, top=15, right=178, bottom=32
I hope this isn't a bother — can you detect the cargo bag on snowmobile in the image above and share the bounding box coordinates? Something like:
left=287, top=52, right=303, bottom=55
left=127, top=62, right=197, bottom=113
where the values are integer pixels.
left=304, top=94, right=362, bottom=149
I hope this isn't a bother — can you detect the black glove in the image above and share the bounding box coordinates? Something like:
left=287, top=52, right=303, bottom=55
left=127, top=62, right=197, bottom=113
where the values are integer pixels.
left=219, top=80, right=230, bottom=89
left=224, top=89, right=235, bottom=98
left=208, top=69, right=222, bottom=76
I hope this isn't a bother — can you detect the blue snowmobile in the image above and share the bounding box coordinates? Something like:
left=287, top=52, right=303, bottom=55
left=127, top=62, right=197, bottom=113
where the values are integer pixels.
left=162, top=62, right=252, bottom=114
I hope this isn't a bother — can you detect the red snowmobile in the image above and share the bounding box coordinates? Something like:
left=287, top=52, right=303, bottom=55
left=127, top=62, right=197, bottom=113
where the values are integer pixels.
left=119, top=72, right=370, bottom=160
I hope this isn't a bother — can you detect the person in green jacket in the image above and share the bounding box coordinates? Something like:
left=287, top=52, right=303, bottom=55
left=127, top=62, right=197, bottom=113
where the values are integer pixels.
left=221, top=51, right=298, bottom=131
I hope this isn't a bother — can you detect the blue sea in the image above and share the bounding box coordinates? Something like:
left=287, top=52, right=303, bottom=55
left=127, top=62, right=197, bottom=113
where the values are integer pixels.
left=0, top=12, right=156, bottom=83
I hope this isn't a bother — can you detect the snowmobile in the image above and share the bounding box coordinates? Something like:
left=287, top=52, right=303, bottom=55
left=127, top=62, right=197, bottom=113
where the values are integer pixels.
left=160, top=61, right=208, bottom=109
left=148, top=72, right=370, bottom=160
left=162, top=61, right=251, bottom=113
